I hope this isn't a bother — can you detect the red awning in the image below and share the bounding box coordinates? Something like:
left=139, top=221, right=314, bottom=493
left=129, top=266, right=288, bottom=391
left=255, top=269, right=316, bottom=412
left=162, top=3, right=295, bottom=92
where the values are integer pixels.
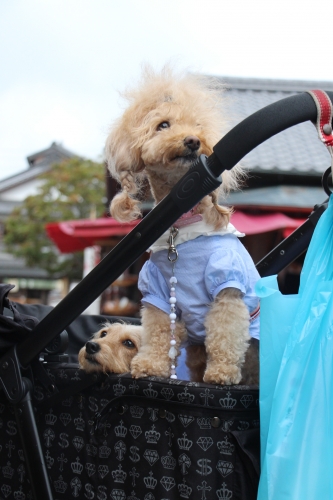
left=230, top=212, right=306, bottom=236
left=46, top=212, right=306, bottom=253
left=46, top=218, right=140, bottom=253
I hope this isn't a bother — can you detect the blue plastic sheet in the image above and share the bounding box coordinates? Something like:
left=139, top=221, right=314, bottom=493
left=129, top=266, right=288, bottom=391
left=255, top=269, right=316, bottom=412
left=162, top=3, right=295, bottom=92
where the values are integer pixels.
left=256, top=196, right=333, bottom=499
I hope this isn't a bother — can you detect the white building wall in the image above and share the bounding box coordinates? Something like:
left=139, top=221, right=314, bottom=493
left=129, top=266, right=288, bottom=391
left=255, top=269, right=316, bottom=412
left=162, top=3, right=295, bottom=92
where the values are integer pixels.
left=0, top=177, right=44, bottom=202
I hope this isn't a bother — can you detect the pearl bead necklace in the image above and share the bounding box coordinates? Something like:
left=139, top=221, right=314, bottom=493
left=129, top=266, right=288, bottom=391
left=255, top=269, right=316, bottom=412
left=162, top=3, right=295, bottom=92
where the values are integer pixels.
left=169, top=275, right=178, bottom=379
left=167, top=227, right=179, bottom=380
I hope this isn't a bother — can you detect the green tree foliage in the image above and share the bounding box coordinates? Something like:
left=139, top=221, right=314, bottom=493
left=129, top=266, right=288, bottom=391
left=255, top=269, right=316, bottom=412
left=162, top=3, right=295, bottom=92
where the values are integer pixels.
left=4, top=157, right=106, bottom=279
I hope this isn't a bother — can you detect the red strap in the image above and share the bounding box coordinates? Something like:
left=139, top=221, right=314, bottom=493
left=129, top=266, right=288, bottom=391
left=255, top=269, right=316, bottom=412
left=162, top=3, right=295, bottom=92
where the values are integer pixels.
left=250, top=304, right=260, bottom=322
left=307, top=90, right=333, bottom=147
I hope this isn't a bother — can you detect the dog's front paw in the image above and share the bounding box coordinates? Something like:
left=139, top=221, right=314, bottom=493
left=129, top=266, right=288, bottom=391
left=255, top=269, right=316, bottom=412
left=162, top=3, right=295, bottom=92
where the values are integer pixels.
left=203, top=363, right=242, bottom=386
left=131, top=354, right=170, bottom=379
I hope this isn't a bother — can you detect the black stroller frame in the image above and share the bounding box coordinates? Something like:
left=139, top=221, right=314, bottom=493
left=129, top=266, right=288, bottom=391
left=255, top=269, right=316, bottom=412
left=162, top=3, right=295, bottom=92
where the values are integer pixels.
left=0, top=91, right=332, bottom=500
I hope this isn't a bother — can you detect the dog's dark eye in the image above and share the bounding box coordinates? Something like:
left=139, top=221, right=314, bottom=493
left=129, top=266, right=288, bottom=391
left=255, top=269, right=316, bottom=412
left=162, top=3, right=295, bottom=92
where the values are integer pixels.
left=157, top=121, right=170, bottom=131
left=100, top=330, right=108, bottom=338
left=122, top=339, right=136, bottom=349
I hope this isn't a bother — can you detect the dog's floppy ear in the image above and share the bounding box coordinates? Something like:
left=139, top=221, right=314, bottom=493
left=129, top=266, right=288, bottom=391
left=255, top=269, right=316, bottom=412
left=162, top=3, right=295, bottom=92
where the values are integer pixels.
left=105, top=119, right=145, bottom=222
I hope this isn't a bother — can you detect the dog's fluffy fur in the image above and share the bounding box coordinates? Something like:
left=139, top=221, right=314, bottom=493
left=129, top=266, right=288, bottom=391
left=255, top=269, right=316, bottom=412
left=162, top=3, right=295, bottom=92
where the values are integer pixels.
left=104, top=66, right=259, bottom=385
left=78, top=323, right=142, bottom=374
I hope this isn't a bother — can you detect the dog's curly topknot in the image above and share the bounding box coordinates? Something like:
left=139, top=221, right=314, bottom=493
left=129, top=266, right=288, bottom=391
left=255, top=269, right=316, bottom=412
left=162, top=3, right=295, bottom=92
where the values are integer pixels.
left=105, top=65, right=245, bottom=222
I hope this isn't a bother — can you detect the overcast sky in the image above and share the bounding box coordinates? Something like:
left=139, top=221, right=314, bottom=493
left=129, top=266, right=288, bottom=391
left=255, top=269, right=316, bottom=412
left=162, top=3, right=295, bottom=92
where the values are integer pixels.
left=1, top=0, right=332, bottom=181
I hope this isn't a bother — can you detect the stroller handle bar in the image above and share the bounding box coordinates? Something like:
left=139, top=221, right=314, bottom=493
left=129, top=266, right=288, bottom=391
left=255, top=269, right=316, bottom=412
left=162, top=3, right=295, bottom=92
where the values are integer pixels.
left=17, top=91, right=333, bottom=367
left=211, top=91, right=327, bottom=176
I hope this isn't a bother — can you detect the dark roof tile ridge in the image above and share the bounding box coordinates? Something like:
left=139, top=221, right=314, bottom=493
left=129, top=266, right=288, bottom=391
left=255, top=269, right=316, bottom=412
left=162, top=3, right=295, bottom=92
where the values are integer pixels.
left=212, top=75, right=333, bottom=92
left=27, top=141, right=77, bottom=162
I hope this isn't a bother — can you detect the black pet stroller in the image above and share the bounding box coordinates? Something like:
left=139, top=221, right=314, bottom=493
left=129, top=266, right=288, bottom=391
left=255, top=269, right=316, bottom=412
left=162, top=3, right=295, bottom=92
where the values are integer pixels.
left=0, top=91, right=332, bottom=500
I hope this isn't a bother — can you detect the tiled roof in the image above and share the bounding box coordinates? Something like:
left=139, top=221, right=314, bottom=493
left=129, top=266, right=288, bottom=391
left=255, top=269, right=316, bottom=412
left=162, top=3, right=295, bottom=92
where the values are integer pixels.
left=0, top=244, right=50, bottom=279
left=27, top=141, right=75, bottom=168
left=0, top=142, right=77, bottom=194
left=221, top=76, right=333, bottom=176
left=0, top=164, right=51, bottom=194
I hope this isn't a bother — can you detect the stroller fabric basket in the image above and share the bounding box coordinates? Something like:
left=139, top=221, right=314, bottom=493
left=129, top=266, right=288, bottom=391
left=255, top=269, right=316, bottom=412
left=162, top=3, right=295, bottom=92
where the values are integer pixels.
left=0, top=365, right=260, bottom=500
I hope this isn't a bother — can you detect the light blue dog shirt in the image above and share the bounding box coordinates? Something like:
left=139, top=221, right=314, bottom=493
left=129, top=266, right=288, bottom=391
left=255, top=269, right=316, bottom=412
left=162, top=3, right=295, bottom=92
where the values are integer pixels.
left=138, top=224, right=260, bottom=345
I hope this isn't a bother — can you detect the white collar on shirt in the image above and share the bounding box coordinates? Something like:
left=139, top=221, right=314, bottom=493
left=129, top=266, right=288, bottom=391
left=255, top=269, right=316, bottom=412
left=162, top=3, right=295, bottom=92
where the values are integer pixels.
left=149, top=220, right=245, bottom=253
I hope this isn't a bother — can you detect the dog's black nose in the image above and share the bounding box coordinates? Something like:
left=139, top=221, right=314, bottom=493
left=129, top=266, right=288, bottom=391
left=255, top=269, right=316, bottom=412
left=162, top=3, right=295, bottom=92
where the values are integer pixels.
left=86, top=341, right=100, bottom=354
left=184, top=135, right=200, bottom=151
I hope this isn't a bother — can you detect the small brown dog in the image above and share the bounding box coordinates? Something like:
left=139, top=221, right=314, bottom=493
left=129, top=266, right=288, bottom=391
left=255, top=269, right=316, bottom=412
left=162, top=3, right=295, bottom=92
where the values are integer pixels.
left=78, top=323, right=142, bottom=374
left=104, top=66, right=260, bottom=385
